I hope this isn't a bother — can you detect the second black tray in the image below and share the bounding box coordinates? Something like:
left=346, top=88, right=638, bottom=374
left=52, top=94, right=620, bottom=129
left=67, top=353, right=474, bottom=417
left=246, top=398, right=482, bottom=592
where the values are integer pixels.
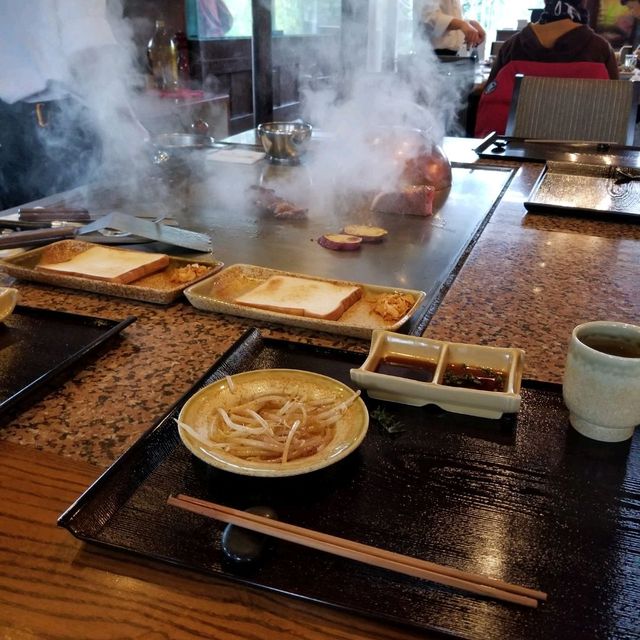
left=0, top=306, right=135, bottom=416
left=58, top=329, right=640, bottom=640
left=475, top=132, right=640, bottom=167
left=524, top=161, right=640, bottom=221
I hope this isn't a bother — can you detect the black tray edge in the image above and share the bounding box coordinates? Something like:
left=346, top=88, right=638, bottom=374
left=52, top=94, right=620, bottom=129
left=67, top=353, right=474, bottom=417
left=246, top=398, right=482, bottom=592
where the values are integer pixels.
left=57, top=326, right=262, bottom=532
left=55, top=329, right=569, bottom=640
left=57, top=325, right=561, bottom=535
left=523, top=164, right=640, bottom=222
left=57, top=328, right=365, bottom=533
left=1, top=307, right=137, bottom=416
left=475, top=133, right=640, bottom=166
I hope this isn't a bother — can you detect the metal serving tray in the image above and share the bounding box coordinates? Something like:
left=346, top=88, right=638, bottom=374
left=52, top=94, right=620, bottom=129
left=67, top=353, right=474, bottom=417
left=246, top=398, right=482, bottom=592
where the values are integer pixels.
left=524, top=161, right=640, bottom=220
left=1, top=240, right=223, bottom=304
left=184, top=263, right=426, bottom=339
left=58, top=329, right=640, bottom=640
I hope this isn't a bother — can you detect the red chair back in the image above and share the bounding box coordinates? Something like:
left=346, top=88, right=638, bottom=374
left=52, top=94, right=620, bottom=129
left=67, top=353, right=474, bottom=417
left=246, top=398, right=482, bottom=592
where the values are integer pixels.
left=474, top=60, right=610, bottom=137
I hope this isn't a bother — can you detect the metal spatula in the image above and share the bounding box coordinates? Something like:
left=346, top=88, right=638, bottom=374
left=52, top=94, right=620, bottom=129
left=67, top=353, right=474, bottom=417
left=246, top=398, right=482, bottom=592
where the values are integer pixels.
left=0, top=212, right=211, bottom=252
left=103, top=212, right=211, bottom=252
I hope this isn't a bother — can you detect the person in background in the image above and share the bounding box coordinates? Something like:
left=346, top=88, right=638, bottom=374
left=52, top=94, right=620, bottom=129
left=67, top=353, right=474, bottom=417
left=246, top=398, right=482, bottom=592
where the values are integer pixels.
left=486, top=0, right=618, bottom=84
left=420, top=0, right=486, bottom=56
left=620, top=0, right=640, bottom=49
left=474, top=0, right=618, bottom=137
left=0, top=0, right=148, bottom=211
left=186, top=0, right=234, bottom=38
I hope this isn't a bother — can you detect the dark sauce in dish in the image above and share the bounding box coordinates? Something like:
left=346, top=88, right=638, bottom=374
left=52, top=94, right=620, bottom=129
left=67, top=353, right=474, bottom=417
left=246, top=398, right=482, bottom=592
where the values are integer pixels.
left=442, top=363, right=507, bottom=392
left=375, top=355, right=437, bottom=383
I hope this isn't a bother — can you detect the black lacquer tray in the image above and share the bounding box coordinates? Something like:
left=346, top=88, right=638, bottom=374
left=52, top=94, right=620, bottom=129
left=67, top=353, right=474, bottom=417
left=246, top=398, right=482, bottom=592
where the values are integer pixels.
left=0, top=306, right=135, bottom=416
left=58, top=329, right=640, bottom=640
left=524, top=161, right=640, bottom=221
left=475, top=132, right=640, bottom=168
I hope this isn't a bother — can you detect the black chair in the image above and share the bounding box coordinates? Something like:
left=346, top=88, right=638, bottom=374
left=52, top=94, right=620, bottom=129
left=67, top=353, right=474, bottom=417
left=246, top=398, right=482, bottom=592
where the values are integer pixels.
left=496, top=29, right=518, bottom=42
left=505, top=74, right=640, bottom=144
left=490, top=41, right=504, bottom=57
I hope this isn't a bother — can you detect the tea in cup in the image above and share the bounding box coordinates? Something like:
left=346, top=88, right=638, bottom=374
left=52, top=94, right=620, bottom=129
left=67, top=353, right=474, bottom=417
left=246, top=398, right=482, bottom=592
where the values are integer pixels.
left=563, top=321, right=640, bottom=442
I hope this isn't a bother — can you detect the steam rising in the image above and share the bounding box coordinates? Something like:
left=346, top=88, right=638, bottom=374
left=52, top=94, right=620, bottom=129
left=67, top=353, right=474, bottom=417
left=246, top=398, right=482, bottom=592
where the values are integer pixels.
left=19, top=2, right=468, bottom=219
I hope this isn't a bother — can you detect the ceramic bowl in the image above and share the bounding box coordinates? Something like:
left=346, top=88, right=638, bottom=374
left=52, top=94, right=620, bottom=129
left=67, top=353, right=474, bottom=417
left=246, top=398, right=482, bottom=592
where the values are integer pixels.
left=177, top=369, right=368, bottom=476
left=350, top=330, right=525, bottom=419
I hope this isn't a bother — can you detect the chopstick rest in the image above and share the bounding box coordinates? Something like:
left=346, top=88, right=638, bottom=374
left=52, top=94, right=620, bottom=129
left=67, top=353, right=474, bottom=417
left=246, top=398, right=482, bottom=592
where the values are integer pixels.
left=221, top=506, right=278, bottom=565
left=168, top=494, right=547, bottom=608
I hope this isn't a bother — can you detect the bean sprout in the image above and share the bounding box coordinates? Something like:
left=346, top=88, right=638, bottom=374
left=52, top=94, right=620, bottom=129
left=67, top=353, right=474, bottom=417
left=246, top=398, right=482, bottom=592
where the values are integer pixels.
left=178, top=387, right=361, bottom=465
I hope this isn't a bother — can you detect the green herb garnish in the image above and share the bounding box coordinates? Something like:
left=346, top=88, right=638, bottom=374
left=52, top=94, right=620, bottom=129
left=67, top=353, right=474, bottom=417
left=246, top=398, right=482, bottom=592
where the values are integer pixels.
left=371, top=406, right=405, bottom=434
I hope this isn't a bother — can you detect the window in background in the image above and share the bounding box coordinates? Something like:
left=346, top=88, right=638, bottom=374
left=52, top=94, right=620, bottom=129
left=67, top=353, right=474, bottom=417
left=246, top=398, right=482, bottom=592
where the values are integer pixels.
left=273, top=0, right=341, bottom=35
left=462, top=0, right=543, bottom=52
left=187, top=0, right=341, bottom=39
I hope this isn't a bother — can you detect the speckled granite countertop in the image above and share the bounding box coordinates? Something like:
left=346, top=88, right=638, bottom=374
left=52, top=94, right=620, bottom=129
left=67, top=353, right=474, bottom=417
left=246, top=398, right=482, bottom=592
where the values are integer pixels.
left=425, top=162, right=640, bottom=382
left=1, top=140, right=639, bottom=468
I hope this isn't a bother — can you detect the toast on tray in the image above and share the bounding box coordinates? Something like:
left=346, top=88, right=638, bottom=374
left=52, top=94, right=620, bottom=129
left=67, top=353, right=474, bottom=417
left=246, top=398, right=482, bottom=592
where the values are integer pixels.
left=37, top=245, right=170, bottom=284
left=234, top=274, right=362, bottom=321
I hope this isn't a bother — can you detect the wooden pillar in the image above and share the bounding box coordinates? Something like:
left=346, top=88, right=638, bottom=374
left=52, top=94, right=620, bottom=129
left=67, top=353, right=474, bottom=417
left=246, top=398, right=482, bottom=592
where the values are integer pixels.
left=252, top=0, right=273, bottom=126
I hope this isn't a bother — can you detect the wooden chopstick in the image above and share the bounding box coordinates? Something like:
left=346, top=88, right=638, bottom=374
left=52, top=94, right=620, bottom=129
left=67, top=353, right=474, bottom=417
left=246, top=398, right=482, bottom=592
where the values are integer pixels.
left=167, top=494, right=547, bottom=608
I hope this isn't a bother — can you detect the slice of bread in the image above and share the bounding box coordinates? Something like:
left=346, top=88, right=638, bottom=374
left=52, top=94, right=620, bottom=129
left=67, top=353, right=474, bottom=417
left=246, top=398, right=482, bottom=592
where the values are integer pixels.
left=234, top=275, right=362, bottom=321
left=37, top=245, right=170, bottom=284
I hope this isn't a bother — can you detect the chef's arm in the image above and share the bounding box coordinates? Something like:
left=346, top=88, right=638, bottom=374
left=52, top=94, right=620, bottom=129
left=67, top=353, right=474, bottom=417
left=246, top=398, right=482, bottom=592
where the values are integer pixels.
left=423, top=7, right=485, bottom=47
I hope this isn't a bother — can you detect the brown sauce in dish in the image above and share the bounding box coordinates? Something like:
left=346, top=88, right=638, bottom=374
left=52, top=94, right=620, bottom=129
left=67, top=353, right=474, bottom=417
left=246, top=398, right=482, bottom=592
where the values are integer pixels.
left=580, top=334, right=640, bottom=358
left=374, top=355, right=437, bottom=383
left=442, top=363, right=507, bottom=392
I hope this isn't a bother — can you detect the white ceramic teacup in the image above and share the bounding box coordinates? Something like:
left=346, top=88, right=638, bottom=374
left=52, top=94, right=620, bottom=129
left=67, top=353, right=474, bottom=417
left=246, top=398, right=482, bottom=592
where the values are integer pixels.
left=563, top=321, right=640, bottom=442
left=0, top=287, right=17, bottom=322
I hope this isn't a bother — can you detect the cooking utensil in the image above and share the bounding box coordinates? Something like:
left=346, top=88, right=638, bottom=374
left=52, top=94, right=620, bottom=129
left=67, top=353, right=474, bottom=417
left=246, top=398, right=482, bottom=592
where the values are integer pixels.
left=168, top=495, right=546, bottom=608
left=152, top=133, right=217, bottom=150
left=17, top=208, right=90, bottom=222
left=257, top=122, right=313, bottom=165
left=0, top=215, right=117, bottom=249
left=103, top=212, right=211, bottom=252
left=612, top=167, right=640, bottom=184
left=0, top=219, right=72, bottom=230
left=150, top=133, right=223, bottom=170
left=0, top=212, right=211, bottom=252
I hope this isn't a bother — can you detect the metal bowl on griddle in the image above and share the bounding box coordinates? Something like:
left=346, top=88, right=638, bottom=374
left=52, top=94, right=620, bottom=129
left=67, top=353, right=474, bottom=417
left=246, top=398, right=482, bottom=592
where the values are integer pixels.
left=257, top=122, right=313, bottom=165
left=152, top=133, right=217, bottom=150
left=150, top=132, right=222, bottom=176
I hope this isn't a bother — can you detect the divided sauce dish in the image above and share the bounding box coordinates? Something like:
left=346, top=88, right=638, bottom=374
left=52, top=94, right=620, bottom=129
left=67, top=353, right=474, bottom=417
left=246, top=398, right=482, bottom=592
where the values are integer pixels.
left=350, top=330, right=525, bottom=419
